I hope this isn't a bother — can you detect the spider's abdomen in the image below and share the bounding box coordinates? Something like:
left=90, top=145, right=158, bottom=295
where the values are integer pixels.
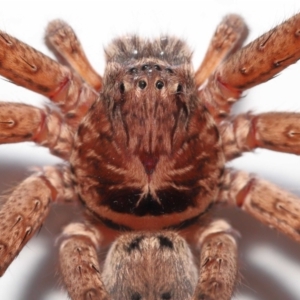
left=70, top=36, right=225, bottom=231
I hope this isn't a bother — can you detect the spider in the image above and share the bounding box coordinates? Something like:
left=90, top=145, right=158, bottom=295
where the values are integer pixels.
left=1, top=11, right=300, bottom=300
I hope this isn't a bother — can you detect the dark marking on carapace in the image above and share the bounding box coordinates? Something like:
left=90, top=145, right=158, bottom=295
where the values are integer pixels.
left=98, top=187, right=200, bottom=216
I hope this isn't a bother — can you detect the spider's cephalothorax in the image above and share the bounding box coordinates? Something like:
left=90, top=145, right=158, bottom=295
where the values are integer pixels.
left=2, top=14, right=300, bottom=300
left=71, top=36, right=224, bottom=231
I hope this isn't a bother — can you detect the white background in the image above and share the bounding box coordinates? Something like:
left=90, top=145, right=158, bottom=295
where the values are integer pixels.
left=1, top=0, right=300, bottom=299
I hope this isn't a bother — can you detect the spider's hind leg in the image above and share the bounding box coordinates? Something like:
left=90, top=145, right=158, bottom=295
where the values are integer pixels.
left=218, top=168, right=300, bottom=243
left=0, top=165, right=76, bottom=276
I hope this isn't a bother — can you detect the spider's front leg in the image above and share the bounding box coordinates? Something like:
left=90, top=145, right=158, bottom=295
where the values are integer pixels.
left=0, top=28, right=100, bottom=126
left=199, top=13, right=300, bottom=121
left=195, top=14, right=248, bottom=87
left=46, top=19, right=102, bottom=91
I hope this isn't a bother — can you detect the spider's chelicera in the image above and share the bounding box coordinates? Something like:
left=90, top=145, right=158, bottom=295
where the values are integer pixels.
left=1, top=14, right=300, bottom=300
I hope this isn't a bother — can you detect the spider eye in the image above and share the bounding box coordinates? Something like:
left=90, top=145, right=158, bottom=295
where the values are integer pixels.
left=138, top=80, right=147, bottom=89
left=165, top=67, right=173, bottom=73
left=154, top=64, right=162, bottom=71
left=131, top=292, right=142, bottom=300
left=141, top=64, right=150, bottom=70
left=156, top=80, right=164, bottom=89
left=129, top=67, right=138, bottom=74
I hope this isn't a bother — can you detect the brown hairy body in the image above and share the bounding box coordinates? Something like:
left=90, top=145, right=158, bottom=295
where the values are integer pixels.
left=1, top=12, right=300, bottom=300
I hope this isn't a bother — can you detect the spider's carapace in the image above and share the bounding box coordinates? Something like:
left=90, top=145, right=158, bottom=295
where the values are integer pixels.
left=71, top=36, right=224, bottom=232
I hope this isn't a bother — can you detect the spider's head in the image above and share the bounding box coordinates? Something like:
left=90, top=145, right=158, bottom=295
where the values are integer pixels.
left=101, top=35, right=199, bottom=158
left=102, top=57, right=196, bottom=157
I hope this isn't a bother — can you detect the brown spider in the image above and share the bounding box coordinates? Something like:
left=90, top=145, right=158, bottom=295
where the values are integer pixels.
left=1, top=10, right=300, bottom=300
